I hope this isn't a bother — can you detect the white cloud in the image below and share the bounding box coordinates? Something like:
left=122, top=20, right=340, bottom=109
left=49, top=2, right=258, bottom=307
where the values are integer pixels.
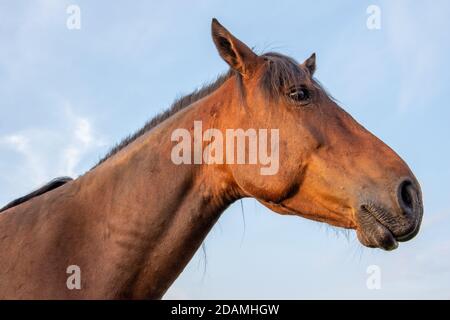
left=61, top=104, right=106, bottom=177
left=0, top=104, right=106, bottom=190
left=2, top=135, right=28, bottom=152
left=0, top=134, right=47, bottom=185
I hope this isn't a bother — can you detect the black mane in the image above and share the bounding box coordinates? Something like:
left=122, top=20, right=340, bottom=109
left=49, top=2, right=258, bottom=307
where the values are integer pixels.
left=0, top=177, right=73, bottom=213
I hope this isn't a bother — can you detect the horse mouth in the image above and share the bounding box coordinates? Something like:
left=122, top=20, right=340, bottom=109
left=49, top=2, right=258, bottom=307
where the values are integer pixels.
left=356, top=216, right=398, bottom=251
left=356, top=205, right=420, bottom=251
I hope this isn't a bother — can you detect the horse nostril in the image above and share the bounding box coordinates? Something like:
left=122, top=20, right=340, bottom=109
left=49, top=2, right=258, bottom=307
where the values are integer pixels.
left=398, top=180, right=415, bottom=212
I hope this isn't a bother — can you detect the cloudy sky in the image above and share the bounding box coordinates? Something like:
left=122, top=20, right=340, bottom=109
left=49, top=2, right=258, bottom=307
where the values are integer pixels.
left=0, top=0, right=449, bottom=299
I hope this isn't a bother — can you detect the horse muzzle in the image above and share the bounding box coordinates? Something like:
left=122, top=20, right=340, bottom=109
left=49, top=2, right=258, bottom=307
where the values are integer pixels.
left=356, top=178, right=423, bottom=251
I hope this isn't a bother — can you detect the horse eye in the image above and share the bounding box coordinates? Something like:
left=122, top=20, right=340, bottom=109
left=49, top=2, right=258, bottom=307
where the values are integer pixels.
left=288, top=88, right=311, bottom=103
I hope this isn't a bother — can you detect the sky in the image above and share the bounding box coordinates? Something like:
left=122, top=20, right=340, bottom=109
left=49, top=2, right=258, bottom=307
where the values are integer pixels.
left=0, top=0, right=449, bottom=299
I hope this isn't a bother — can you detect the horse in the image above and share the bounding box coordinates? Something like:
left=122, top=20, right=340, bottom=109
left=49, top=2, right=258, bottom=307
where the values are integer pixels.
left=0, top=19, right=423, bottom=299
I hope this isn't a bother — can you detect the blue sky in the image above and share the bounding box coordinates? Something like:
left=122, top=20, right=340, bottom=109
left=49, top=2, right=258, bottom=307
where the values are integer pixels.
left=0, top=0, right=449, bottom=299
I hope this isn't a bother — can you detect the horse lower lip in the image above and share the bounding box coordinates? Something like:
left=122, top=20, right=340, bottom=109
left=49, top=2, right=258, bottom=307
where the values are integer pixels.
left=357, top=227, right=399, bottom=250
left=395, top=225, right=418, bottom=242
left=384, top=232, right=399, bottom=251
left=376, top=224, right=399, bottom=251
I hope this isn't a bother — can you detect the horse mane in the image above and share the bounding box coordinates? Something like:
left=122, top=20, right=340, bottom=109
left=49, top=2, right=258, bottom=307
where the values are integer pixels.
left=94, top=52, right=311, bottom=168
left=0, top=177, right=73, bottom=213
left=93, top=69, right=238, bottom=167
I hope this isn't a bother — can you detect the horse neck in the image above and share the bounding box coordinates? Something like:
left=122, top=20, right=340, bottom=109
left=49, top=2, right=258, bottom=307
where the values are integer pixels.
left=78, top=76, right=242, bottom=298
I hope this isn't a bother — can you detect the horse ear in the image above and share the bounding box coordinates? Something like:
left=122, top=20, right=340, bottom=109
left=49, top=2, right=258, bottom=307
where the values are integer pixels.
left=303, top=53, right=316, bottom=75
left=211, top=18, right=259, bottom=77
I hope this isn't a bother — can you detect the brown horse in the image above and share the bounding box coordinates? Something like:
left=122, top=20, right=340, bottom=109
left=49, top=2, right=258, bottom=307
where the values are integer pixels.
left=0, top=19, right=423, bottom=299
